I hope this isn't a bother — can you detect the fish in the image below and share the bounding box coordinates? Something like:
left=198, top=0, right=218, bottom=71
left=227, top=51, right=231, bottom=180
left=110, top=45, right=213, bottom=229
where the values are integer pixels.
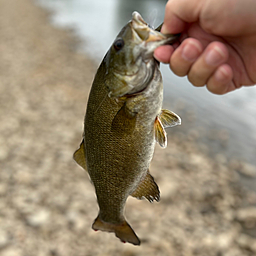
left=73, top=11, right=181, bottom=245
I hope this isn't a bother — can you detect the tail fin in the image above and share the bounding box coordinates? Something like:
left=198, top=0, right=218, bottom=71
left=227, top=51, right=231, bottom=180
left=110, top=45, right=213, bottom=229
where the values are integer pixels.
left=92, top=216, right=140, bottom=245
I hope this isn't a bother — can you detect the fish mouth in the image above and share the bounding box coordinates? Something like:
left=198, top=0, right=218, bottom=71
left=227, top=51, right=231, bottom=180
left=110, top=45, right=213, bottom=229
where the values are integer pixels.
left=115, top=12, right=179, bottom=97
left=107, top=12, right=180, bottom=99
left=131, top=11, right=179, bottom=49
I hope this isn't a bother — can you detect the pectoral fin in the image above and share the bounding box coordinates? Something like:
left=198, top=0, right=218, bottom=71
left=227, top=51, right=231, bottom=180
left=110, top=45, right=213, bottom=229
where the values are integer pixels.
left=131, top=170, right=160, bottom=203
left=159, top=109, right=181, bottom=128
left=154, top=116, right=167, bottom=148
left=154, top=110, right=181, bottom=148
left=111, top=103, right=137, bottom=135
left=73, top=140, right=87, bottom=171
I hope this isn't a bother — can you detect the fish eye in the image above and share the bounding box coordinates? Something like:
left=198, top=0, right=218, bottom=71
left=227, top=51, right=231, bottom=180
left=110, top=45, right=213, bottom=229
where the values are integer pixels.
left=113, top=39, right=124, bottom=51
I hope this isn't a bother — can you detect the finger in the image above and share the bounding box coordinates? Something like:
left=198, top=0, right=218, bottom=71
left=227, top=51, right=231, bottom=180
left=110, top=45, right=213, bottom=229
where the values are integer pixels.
left=170, top=38, right=203, bottom=76
left=188, top=42, right=229, bottom=87
left=154, top=45, right=175, bottom=63
left=206, top=64, right=235, bottom=94
left=161, top=0, right=204, bottom=34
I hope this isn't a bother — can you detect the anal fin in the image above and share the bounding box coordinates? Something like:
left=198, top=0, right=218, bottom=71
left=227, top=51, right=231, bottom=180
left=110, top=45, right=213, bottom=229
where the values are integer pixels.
left=131, top=170, right=160, bottom=203
left=73, top=139, right=87, bottom=171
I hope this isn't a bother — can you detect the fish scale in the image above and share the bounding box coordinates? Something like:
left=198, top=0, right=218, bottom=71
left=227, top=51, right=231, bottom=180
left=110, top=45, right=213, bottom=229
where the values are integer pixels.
left=73, top=11, right=181, bottom=245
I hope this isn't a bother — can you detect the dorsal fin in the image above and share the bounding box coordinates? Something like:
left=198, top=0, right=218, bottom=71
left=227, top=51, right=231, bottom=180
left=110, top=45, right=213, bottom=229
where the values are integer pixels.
left=159, top=109, right=181, bottom=128
left=73, top=139, right=87, bottom=171
left=154, top=116, right=167, bottom=148
left=131, top=170, right=160, bottom=203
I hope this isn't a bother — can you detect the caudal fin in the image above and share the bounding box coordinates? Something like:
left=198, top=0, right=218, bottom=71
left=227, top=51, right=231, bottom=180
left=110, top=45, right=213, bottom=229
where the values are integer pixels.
left=92, top=216, right=140, bottom=245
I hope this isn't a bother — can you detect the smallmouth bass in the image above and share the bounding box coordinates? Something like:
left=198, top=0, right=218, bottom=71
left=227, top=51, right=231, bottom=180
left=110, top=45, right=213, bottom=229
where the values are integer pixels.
left=74, top=12, right=181, bottom=245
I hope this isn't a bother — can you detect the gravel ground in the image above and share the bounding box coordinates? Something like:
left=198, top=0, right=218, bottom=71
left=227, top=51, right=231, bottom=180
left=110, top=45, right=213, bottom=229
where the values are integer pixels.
left=1, top=0, right=256, bottom=255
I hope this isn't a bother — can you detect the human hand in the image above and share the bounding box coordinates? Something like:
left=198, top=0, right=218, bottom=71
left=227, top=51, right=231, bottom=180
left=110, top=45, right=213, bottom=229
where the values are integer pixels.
left=154, top=0, right=256, bottom=94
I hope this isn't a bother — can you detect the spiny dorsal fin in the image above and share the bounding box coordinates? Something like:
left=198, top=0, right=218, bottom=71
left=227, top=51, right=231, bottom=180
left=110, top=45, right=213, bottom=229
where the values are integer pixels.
left=111, top=103, right=137, bottom=135
left=73, top=139, right=87, bottom=171
left=131, top=170, right=160, bottom=203
left=154, top=116, right=167, bottom=148
left=159, top=109, right=181, bottom=128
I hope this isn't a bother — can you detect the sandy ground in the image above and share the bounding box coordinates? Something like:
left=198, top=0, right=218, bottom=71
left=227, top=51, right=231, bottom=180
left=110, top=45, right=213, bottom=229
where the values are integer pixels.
left=1, top=0, right=256, bottom=255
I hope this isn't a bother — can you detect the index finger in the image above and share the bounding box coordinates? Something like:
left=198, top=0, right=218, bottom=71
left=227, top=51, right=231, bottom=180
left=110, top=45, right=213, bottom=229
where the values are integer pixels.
left=161, top=0, right=204, bottom=34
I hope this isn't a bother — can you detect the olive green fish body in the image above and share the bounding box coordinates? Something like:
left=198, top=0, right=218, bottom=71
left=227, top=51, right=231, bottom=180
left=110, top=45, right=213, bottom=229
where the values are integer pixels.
left=85, top=59, right=162, bottom=223
left=74, top=12, right=181, bottom=245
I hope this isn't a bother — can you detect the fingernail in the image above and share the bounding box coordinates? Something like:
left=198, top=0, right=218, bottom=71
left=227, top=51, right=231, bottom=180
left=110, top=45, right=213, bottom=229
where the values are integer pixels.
left=161, top=24, right=169, bottom=34
left=215, top=66, right=229, bottom=81
left=205, top=46, right=225, bottom=66
left=181, top=41, right=202, bottom=62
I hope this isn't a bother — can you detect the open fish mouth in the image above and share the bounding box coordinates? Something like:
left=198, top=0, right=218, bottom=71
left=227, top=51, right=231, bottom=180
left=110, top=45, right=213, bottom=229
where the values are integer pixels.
left=131, top=11, right=179, bottom=48
left=105, top=12, right=180, bottom=98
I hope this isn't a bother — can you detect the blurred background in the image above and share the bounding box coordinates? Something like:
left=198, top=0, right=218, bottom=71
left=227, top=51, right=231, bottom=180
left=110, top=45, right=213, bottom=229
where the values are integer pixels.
left=1, top=0, right=256, bottom=255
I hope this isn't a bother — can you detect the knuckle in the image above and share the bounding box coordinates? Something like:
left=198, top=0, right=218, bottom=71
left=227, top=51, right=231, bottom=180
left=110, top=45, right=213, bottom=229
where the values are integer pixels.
left=206, top=80, right=226, bottom=95
left=188, top=72, right=205, bottom=87
left=171, top=60, right=190, bottom=77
